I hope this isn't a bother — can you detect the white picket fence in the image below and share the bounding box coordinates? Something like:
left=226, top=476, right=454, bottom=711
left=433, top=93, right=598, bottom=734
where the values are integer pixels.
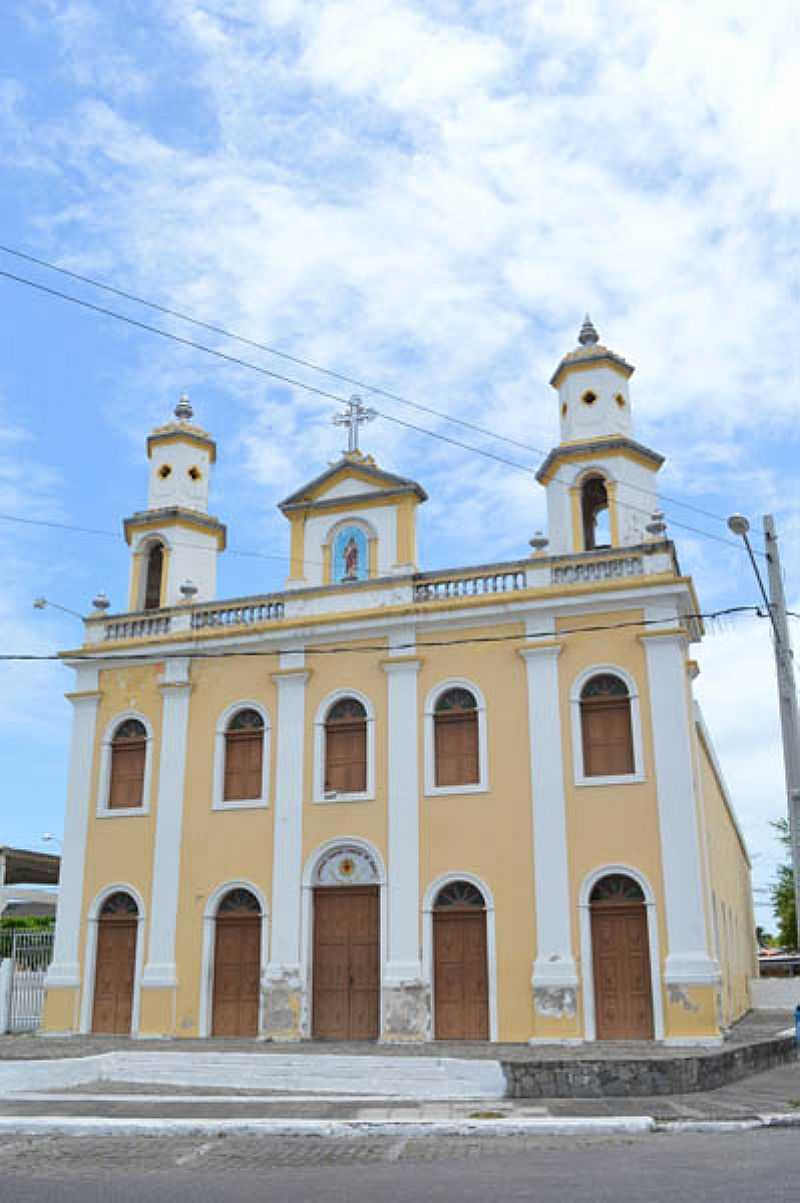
left=0, top=929, right=54, bottom=1033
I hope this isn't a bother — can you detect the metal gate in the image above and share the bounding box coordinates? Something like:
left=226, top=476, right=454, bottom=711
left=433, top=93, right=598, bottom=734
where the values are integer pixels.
left=7, top=930, right=54, bottom=1032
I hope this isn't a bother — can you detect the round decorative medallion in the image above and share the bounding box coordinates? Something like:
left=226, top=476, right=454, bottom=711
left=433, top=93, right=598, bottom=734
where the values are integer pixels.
left=315, top=845, right=379, bottom=886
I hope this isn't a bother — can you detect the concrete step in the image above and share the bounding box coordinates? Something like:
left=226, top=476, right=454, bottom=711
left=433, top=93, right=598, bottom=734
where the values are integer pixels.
left=0, top=1051, right=507, bottom=1099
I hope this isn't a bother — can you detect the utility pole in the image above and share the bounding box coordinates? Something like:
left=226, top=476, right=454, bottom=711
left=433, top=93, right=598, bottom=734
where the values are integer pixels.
left=762, top=515, right=800, bottom=949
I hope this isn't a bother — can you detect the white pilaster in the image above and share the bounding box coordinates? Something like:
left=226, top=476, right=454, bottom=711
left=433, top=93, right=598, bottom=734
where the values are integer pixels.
left=142, top=657, right=191, bottom=989
left=264, top=650, right=308, bottom=1037
left=643, top=631, right=720, bottom=985
left=520, top=638, right=579, bottom=1015
left=383, top=657, right=422, bottom=980
left=45, top=665, right=101, bottom=996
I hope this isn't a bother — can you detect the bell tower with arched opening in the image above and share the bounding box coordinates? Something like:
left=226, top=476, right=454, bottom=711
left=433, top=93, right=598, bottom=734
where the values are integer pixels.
left=537, top=318, right=664, bottom=555
left=123, top=395, right=226, bottom=611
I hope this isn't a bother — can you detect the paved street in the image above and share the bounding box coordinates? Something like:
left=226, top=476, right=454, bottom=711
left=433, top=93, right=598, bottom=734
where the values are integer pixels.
left=0, top=1129, right=797, bottom=1201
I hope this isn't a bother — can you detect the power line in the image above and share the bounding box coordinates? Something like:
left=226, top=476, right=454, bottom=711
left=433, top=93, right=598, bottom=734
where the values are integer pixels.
left=0, top=266, right=756, bottom=555
left=2, top=606, right=767, bottom=662
left=0, top=242, right=733, bottom=529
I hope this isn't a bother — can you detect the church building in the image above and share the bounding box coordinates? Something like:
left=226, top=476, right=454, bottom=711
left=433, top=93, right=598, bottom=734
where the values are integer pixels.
left=43, top=320, right=755, bottom=1044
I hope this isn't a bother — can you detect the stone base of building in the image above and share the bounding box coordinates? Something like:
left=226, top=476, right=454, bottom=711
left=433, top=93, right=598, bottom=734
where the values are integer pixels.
left=261, top=971, right=304, bottom=1041
left=380, top=981, right=431, bottom=1042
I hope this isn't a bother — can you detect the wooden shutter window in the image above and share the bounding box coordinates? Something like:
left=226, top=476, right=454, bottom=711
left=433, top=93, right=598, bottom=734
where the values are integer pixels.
left=580, top=675, right=635, bottom=777
left=224, top=709, right=264, bottom=802
left=324, top=699, right=367, bottom=794
left=434, top=688, right=479, bottom=787
left=109, top=720, right=147, bottom=809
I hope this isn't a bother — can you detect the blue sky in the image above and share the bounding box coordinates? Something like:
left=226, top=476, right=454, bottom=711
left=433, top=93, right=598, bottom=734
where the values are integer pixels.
left=1, top=1, right=798, bottom=927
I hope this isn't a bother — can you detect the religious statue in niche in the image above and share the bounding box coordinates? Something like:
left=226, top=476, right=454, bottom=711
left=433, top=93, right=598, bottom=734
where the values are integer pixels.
left=333, top=525, right=368, bottom=583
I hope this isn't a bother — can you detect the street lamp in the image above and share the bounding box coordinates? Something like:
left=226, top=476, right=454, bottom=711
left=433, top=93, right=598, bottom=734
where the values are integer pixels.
left=728, top=512, right=800, bottom=948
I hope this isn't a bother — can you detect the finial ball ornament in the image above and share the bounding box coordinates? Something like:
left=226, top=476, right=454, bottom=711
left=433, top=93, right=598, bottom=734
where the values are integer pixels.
left=578, top=314, right=599, bottom=346
left=174, top=392, right=194, bottom=422
left=92, top=591, right=111, bottom=612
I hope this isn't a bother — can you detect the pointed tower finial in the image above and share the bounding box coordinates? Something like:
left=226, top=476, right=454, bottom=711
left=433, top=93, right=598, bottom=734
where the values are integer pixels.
left=578, top=314, right=599, bottom=346
left=175, top=392, right=193, bottom=422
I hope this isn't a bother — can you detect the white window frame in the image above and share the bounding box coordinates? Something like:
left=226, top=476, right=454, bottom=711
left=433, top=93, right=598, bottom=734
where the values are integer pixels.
left=424, top=678, right=488, bottom=797
left=570, top=664, right=645, bottom=787
left=312, top=688, right=375, bottom=804
left=212, top=700, right=271, bottom=810
left=96, top=711, right=154, bottom=818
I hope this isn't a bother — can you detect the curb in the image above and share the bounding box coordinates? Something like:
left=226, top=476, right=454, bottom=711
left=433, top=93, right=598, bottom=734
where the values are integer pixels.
left=0, top=1115, right=655, bottom=1137
left=1, top=1114, right=800, bottom=1137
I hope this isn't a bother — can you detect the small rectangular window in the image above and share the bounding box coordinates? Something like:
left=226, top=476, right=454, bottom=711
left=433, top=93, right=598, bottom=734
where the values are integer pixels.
left=434, top=711, right=479, bottom=787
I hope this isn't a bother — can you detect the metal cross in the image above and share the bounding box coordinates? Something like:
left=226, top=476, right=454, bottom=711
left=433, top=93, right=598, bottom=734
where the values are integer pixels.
left=332, top=394, right=377, bottom=455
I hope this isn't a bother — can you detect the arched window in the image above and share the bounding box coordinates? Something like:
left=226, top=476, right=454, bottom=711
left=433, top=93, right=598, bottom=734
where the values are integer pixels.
left=580, top=674, right=634, bottom=777
left=581, top=476, right=610, bottom=550
left=324, top=698, right=367, bottom=795
left=143, top=541, right=164, bottom=610
left=590, top=874, right=645, bottom=904
left=434, top=688, right=479, bottom=787
left=100, top=891, right=139, bottom=917
left=434, top=880, right=485, bottom=909
left=223, top=709, right=265, bottom=802
left=109, top=719, right=147, bottom=809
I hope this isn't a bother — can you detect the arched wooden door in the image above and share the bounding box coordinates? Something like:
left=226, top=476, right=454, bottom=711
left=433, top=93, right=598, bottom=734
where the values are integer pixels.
left=591, top=874, right=654, bottom=1040
left=433, top=881, right=489, bottom=1040
left=92, top=892, right=138, bottom=1034
left=212, top=889, right=261, bottom=1037
left=311, top=846, right=381, bottom=1041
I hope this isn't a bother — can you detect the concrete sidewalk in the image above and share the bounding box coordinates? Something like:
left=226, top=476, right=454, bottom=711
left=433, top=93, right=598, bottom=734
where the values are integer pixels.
left=1, top=1058, right=799, bottom=1124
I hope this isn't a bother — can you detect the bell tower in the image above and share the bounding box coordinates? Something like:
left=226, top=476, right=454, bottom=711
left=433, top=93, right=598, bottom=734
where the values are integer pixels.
left=124, top=395, right=226, bottom=611
left=537, top=318, right=664, bottom=555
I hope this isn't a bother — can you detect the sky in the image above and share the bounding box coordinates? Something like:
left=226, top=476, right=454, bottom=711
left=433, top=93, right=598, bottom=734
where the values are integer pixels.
left=0, top=0, right=798, bottom=928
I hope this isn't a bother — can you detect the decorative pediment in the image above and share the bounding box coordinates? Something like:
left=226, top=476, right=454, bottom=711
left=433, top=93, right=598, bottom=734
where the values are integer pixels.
left=279, top=455, right=426, bottom=514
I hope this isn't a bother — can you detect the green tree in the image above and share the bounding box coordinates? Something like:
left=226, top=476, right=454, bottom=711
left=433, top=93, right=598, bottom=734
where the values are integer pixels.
left=770, top=817, right=797, bottom=950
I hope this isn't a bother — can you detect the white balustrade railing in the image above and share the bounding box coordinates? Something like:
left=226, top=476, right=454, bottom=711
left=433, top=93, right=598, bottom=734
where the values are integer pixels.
left=190, top=599, right=285, bottom=630
left=104, top=614, right=171, bottom=641
left=414, top=570, right=526, bottom=602
left=550, top=555, right=644, bottom=585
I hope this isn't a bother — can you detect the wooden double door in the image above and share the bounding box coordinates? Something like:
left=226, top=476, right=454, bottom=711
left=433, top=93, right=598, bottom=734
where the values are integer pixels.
left=212, top=913, right=261, bottom=1037
left=92, top=918, right=137, bottom=1034
left=313, top=886, right=379, bottom=1040
left=591, top=902, right=653, bottom=1040
left=433, top=909, right=489, bottom=1040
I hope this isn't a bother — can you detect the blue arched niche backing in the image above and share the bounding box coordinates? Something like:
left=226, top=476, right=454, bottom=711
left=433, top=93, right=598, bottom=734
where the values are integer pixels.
left=333, top=525, right=369, bottom=583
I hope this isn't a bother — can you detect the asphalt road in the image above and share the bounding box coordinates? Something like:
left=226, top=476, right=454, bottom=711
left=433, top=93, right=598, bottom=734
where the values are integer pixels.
left=0, top=1129, right=797, bottom=1201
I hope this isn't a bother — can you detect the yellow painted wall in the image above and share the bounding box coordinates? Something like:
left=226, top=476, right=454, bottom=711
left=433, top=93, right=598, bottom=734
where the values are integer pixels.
left=173, top=656, right=278, bottom=1035
left=697, top=730, right=755, bottom=1027
left=418, top=622, right=536, bottom=1041
left=302, top=639, right=389, bottom=869
left=77, top=664, right=162, bottom=1024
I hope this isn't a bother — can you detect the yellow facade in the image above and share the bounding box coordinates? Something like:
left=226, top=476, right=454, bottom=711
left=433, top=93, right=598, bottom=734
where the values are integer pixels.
left=44, top=327, right=755, bottom=1047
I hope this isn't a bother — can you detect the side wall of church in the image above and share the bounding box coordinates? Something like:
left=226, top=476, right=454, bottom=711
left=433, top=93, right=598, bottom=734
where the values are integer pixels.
left=696, top=728, right=756, bottom=1029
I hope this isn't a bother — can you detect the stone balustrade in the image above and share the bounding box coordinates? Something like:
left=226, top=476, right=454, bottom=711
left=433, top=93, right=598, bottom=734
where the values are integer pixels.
left=413, top=569, right=527, bottom=602
left=190, top=598, right=285, bottom=630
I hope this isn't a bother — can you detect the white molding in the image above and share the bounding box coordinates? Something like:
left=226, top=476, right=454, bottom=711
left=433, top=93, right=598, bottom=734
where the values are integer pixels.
left=79, top=883, right=146, bottom=1036
left=578, top=863, right=664, bottom=1042
left=301, top=838, right=387, bottom=1038
left=95, top=711, right=154, bottom=817
left=197, top=880, right=270, bottom=1038
left=321, top=513, right=380, bottom=546
left=568, top=663, right=645, bottom=787
left=422, top=872, right=498, bottom=1042
left=46, top=669, right=101, bottom=998
left=266, top=664, right=308, bottom=985
left=519, top=643, right=578, bottom=994
left=142, top=659, right=192, bottom=993
left=382, top=656, right=422, bottom=986
left=423, top=678, right=489, bottom=797
left=211, top=700, right=271, bottom=811
left=312, top=688, right=376, bottom=804
left=642, top=634, right=720, bottom=986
